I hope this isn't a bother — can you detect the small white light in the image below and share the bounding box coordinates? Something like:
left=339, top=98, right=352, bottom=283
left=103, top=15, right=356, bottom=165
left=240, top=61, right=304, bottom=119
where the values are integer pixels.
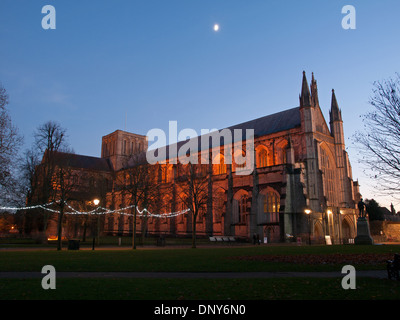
left=213, top=24, right=219, bottom=32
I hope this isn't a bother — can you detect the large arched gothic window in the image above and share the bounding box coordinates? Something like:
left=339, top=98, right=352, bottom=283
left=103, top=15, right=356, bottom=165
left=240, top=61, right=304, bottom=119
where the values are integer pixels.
left=233, top=190, right=248, bottom=224
left=263, top=192, right=280, bottom=223
left=239, top=194, right=247, bottom=223
left=320, top=146, right=336, bottom=205
left=258, top=189, right=280, bottom=224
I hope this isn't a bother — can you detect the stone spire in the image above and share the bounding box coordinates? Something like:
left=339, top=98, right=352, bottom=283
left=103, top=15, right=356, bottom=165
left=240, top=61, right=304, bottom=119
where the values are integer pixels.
left=310, top=72, right=319, bottom=107
left=329, top=89, right=342, bottom=122
left=299, top=71, right=312, bottom=108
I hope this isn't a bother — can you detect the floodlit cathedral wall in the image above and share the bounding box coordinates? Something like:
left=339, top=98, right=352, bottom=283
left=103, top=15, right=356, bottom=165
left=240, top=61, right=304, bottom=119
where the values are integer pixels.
left=35, top=72, right=359, bottom=244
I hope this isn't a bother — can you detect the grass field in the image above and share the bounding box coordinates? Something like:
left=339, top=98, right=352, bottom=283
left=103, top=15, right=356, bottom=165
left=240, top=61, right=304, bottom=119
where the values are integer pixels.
left=1, top=277, right=399, bottom=300
left=1, top=243, right=399, bottom=272
left=0, top=242, right=400, bottom=300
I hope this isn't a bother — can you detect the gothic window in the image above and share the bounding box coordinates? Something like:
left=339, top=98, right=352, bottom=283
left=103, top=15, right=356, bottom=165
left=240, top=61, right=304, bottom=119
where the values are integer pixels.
left=239, top=195, right=247, bottom=224
left=233, top=190, right=248, bottom=224
left=263, top=192, right=280, bottom=223
left=257, top=148, right=268, bottom=168
left=213, top=154, right=226, bottom=175
left=320, top=147, right=336, bottom=205
left=234, top=149, right=246, bottom=171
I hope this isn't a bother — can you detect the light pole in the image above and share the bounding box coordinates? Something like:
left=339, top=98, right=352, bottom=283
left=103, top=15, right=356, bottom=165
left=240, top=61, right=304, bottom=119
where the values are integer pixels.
left=304, top=208, right=311, bottom=245
left=92, top=199, right=100, bottom=250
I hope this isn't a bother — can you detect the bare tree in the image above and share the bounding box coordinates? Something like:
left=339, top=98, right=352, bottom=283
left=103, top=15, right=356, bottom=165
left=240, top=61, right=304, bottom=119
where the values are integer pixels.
left=21, top=147, right=41, bottom=206
left=0, top=83, right=23, bottom=206
left=354, top=73, right=400, bottom=198
left=176, top=162, right=209, bottom=248
left=117, top=154, right=159, bottom=249
left=29, top=121, right=69, bottom=240
left=49, top=153, right=77, bottom=250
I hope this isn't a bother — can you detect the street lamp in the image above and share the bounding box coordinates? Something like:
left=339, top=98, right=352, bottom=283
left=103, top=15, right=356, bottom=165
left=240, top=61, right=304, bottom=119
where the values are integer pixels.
left=92, top=199, right=100, bottom=250
left=304, top=208, right=311, bottom=245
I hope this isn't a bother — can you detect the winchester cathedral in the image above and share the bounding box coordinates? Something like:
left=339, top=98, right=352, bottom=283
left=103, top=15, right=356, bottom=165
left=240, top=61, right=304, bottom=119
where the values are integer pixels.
left=30, top=72, right=360, bottom=244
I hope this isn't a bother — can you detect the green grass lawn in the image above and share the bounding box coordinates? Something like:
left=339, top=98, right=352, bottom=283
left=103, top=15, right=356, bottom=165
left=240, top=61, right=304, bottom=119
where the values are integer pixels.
left=1, top=243, right=399, bottom=300
left=0, top=244, right=399, bottom=272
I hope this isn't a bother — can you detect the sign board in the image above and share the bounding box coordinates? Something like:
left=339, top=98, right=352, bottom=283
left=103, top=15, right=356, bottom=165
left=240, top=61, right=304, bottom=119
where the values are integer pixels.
left=325, top=235, right=332, bottom=245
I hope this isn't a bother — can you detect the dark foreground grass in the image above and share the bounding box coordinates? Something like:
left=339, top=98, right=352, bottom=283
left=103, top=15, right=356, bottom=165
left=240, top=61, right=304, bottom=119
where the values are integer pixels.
left=1, top=245, right=399, bottom=273
left=0, top=277, right=399, bottom=300
left=1, top=245, right=399, bottom=301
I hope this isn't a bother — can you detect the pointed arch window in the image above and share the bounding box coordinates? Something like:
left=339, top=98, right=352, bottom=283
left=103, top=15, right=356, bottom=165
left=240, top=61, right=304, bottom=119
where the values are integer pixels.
left=233, top=191, right=248, bottom=225
left=258, top=191, right=280, bottom=224
left=234, top=149, right=246, bottom=171
left=239, top=194, right=247, bottom=223
left=258, top=148, right=268, bottom=168
left=320, top=147, right=336, bottom=205
left=213, top=154, right=226, bottom=175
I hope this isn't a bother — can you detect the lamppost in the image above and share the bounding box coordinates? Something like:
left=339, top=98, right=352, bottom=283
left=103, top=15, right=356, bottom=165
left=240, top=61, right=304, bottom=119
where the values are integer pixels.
left=339, top=209, right=343, bottom=244
left=304, top=208, right=311, bottom=245
left=92, top=199, right=100, bottom=250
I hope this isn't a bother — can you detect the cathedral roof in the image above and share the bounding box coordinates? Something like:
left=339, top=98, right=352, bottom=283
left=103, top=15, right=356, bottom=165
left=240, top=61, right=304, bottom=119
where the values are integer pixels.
left=50, top=151, right=113, bottom=172
left=225, top=106, right=301, bottom=139
left=146, top=106, right=301, bottom=163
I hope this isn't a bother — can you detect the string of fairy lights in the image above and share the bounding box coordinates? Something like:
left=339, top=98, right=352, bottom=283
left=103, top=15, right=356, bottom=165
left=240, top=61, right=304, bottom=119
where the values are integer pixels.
left=0, top=200, right=190, bottom=218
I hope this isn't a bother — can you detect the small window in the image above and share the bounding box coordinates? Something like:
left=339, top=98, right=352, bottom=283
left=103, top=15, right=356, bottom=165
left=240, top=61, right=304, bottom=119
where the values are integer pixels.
left=258, top=149, right=268, bottom=168
left=239, top=195, right=247, bottom=223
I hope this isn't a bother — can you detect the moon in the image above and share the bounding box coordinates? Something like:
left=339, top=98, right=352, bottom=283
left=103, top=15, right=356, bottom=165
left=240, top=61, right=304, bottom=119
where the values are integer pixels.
left=213, top=24, right=219, bottom=32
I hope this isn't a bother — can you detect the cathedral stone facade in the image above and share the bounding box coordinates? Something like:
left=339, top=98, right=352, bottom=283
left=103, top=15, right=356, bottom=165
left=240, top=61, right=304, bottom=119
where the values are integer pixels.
left=38, top=72, right=360, bottom=244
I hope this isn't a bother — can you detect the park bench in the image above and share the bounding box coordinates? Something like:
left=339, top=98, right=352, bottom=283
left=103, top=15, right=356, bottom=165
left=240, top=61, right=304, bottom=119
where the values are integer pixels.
left=209, top=236, right=236, bottom=242
left=387, top=253, right=400, bottom=280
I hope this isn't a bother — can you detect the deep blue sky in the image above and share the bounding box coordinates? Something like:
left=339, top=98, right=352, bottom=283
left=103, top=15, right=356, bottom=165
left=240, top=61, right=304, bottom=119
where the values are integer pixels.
left=1, top=0, right=400, bottom=207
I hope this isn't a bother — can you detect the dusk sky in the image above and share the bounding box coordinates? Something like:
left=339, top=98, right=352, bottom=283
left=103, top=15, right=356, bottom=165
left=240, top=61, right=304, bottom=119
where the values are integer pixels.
left=1, top=0, right=400, bottom=208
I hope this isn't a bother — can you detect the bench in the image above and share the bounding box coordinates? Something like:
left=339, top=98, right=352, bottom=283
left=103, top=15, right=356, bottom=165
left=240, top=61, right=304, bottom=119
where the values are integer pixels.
left=387, top=253, right=400, bottom=280
left=209, top=236, right=236, bottom=242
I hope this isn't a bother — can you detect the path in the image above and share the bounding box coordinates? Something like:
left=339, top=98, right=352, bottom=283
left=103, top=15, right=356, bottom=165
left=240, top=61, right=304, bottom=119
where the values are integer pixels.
left=0, top=270, right=389, bottom=279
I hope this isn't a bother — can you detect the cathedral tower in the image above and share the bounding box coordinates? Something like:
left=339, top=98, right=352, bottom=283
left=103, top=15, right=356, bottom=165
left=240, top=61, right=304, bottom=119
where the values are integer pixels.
left=101, top=130, right=148, bottom=170
left=299, top=71, right=320, bottom=212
